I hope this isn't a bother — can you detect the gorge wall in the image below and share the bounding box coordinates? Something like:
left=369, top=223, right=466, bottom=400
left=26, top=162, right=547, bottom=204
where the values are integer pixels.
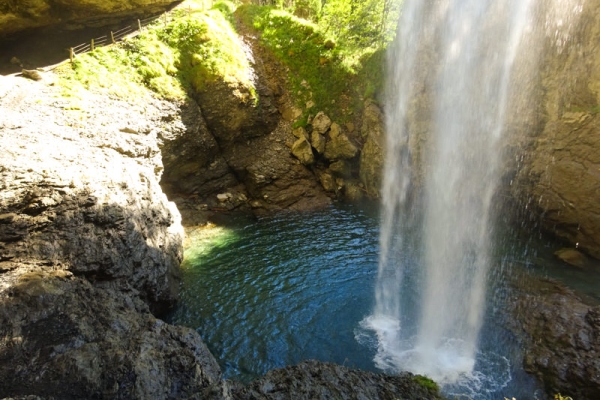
left=0, top=0, right=181, bottom=37
left=0, top=64, right=438, bottom=399
left=508, top=0, right=600, bottom=260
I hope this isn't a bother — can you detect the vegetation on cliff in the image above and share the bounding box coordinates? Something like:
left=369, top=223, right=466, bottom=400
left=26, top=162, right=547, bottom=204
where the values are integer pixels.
left=58, top=0, right=253, bottom=101
left=57, top=0, right=398, bottom=124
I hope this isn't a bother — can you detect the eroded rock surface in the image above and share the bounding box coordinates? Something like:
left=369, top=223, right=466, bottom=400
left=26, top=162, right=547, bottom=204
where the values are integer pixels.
left=231, top=360, right=442, bottom=400
left=510, top=275, right=600, bottom=399
left=509, top=0, right=600, bottom=259
left=0, top=75, right=229, bottom=399
left=0, top=269, right=227, bottom=399
left=0, top=75, right=183, bottom=313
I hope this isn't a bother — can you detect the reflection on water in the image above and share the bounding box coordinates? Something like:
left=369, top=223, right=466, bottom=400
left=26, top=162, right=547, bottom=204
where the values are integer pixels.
left=166, top=203, right=598, bottom=398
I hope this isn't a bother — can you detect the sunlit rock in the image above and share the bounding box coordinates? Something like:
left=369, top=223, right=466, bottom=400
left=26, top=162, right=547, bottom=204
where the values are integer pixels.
left=0, top=0, right=179, bottom=37
left=291, top=136, right=315, bottom=165
left=312, top=111, right=332, bottom=134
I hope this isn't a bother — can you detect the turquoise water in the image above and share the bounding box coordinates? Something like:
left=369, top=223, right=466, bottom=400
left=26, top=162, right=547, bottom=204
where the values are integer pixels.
left=167, top=204, right=381, bottom=381
left=166, top=203, right=599, bottom=398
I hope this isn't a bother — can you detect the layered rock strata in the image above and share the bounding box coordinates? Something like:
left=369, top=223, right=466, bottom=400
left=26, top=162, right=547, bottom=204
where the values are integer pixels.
left=0, top=74, right=230, bottom=398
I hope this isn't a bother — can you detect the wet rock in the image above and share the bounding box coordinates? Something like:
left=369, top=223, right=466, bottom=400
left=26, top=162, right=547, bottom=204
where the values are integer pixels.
left=507, top=1, right=600, bottom=259
left=232, top=360, right=442, bottom=400
left=509, top=275, right=600, bottom=399
left=554, top=248, right=589, bottom=268
left=359, top=103, right=385, bottom=197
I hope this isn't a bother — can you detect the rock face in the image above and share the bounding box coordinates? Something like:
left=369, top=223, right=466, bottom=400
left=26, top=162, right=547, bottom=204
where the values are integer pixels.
left=0, top=71, right=438, bottom=400
left=0, top=75, right=183, bottom=314
left=508, top=0, right=600, bottom=259
left=359, top=102, right=385, bottom=197
left=157, top=20, right=332, bottom=218
left=232, top=360, right=442, bottom=400
left=0, top=75, right=229, bottom=399
left=0, top=269, right=227, bottom=399
left=0, top=0, right=179, bottom=37
left=510, top=276, right=600, bottom=399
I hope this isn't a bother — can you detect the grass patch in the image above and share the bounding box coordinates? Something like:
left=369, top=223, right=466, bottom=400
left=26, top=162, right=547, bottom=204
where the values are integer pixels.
left=413, top=375, right=440, bottom=392
left=56, top=0, right=253, bottom=102
left=236, top=4, right=385, bottom=124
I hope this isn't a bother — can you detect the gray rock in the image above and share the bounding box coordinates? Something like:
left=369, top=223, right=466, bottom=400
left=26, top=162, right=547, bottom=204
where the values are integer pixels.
left=509, top=275, right=600, bottom=399
left=232, top=360, right=442, bottom=400
left=0, top=269, right=226, bottom=399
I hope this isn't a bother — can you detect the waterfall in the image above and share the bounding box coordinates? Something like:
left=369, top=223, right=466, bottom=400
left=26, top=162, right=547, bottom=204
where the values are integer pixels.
left=363, top=0, right=534, bottom=386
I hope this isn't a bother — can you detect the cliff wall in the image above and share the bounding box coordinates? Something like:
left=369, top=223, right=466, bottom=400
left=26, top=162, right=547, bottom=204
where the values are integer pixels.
left=509, top=0, right=600, bottom=259
left=0, top=0, right=180, bottom=36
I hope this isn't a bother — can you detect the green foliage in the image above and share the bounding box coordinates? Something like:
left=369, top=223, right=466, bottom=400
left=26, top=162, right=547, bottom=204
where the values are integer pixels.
left=237, top=4, right=385, bottom=122
left=413, top=375, right=440, bottom=392
left=319, top=0, right=400, bottom=48
left=554, top=394, right=574, bottom=400
left=57, top=0, right=254, bottom=102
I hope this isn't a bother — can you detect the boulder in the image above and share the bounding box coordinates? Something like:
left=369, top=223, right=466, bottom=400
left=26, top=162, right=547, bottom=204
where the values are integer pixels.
left=310, top=130, right=326, bottom=154
left=324, top=123, right=358, bottom=160
left=554, top=248, right=589, bottom=268
left=312, top=111, right=332, bottom=134
left=317, top=170, right=337, bottom=193
left=0, top=269, right=228, bottom=399
left=291, top=136, right=315, bottom=165
left=329, top=160, right=352, bottom=177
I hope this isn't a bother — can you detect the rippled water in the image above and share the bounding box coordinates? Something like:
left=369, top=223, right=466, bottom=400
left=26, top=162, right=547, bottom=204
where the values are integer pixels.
left=166, top=203, right=599, bottom=398
left=167, top=204, right=381, bottom=381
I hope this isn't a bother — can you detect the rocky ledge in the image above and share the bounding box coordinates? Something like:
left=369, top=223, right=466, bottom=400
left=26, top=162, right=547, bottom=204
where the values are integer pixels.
left=0, top=73, right=437, bottom=399
left=509, top=273, right=600, bottom=399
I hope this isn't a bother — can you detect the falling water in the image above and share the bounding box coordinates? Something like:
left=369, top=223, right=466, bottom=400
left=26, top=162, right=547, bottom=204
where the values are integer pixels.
left=363, top=0, right=534, bottom=388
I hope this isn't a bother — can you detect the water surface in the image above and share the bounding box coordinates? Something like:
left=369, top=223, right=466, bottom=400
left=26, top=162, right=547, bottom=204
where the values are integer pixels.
left=166, top=203, right=599, bottom=399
